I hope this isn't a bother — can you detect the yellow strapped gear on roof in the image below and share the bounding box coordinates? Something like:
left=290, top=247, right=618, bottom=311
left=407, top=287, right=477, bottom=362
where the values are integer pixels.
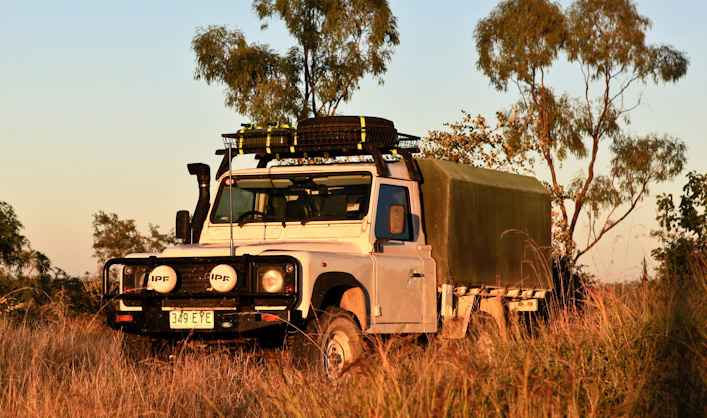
left=266, top=126, right=273, bottom=154
left=289, top=130, right=297, bottom=152
left=360, top=116, right=367, bottom=142
left=238, top=128, right=244, bottom=154
left=357, top=116, right=367, bottom=150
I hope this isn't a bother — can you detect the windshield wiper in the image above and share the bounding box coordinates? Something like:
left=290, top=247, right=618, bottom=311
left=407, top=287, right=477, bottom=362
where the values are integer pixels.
left=300, top=214, right=356, bottom=225
left=237, top=214, right=297, bottom=227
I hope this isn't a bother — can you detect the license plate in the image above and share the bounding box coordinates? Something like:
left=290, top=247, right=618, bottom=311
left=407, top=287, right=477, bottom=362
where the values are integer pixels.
left=169, top=310, right=214, bottom=329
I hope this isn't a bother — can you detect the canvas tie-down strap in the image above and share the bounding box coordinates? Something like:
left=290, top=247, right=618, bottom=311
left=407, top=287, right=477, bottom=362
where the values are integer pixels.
left=237, top=128, right=245, bottom=154
left=266, top=125, right=274, bottom=154
left=290, top=132, right=297, bottom=153
left=357, top=116, right=367, bottom=150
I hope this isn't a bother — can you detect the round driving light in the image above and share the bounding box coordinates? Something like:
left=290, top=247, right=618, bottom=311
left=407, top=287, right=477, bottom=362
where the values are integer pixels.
left=147, top=265, right=178, bottom=293
left=261, top=269, right=284, bottom=293
left=209, top=264, right=238, bottom=292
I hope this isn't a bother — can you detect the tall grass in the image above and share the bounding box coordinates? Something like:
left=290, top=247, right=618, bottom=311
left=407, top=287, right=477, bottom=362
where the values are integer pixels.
left=1, top=265, right=706, bottom=417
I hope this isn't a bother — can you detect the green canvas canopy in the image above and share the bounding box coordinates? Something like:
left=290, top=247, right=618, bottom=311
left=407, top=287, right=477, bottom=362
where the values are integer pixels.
left=417, top=159, right=552, bottom=289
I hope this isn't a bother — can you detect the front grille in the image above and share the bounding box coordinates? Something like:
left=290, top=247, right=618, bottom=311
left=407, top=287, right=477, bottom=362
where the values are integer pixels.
left=108, top=256, right=299, bottom=310
left=174, top=264, right=214, bottom=293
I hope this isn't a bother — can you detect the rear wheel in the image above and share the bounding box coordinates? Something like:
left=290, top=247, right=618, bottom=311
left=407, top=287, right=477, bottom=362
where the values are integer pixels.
left=465, top=311, right=502, bottom=358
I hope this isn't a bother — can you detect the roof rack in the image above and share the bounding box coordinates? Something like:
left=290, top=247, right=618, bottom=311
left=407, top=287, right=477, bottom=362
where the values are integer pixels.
left=214, top=117, right=422, bottom=181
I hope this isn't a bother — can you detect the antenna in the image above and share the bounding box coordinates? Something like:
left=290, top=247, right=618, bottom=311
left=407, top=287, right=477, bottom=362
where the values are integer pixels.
left=223, top=137, right=235, bottom=257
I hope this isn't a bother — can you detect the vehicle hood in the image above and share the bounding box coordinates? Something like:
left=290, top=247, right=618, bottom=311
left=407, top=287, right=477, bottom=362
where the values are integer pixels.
left=160, top=240, right=363, bottom=257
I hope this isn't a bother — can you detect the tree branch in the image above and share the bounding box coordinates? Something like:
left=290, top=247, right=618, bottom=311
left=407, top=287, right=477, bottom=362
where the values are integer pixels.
left=576, top=178, right=649, bottom=260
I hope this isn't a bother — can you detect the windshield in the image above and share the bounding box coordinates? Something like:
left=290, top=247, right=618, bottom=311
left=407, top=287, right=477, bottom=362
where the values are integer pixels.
left=211, top=172, right=372, bottom=224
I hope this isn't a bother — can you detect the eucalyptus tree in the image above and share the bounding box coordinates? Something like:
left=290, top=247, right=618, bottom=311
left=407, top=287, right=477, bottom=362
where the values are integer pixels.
left=428, top=0, right=688, bottom=262
left=92, top=211, right=177, bottom=268
left=1, top=201, right=56, bottom=280
left=192, top=0, right=399, bottom=125
left=0, top=201, right=27, bottom=270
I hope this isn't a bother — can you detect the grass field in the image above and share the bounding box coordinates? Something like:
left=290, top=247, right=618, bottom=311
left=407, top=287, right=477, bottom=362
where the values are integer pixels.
left=2, top=267, right=706, bottom=417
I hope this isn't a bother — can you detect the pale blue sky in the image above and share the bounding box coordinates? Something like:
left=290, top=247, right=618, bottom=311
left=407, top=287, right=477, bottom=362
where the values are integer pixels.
left=1, top=0, right=704, bottom=279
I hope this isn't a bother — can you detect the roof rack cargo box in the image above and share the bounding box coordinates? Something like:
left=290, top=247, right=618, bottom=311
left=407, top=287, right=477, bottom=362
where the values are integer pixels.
left=418, top=159, right=552, bottom=289
left=218, top=116, right=421, bottom=179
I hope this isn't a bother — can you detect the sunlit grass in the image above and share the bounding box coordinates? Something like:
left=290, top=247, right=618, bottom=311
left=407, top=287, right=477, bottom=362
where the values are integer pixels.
left=2, top=265, right=706, bottom=417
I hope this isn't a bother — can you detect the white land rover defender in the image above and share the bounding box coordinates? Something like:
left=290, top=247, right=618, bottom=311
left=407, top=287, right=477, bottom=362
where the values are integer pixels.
left=103, top=116, right=553, bottom=373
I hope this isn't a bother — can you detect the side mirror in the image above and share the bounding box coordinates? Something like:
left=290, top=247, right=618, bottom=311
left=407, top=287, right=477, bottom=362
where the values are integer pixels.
left=175, top=210, right=191, bottom=244
left=387, top=204, right=406, bottom=236
left=374, top=204, right=407, bottom=253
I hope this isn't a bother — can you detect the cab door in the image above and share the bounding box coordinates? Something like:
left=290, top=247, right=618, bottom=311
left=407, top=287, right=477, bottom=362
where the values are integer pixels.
left=371, top=181, right=426, bottom=324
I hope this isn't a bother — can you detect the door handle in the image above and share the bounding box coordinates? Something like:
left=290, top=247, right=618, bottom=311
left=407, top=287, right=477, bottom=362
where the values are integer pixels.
left=407, top=271, right=424, bottom=288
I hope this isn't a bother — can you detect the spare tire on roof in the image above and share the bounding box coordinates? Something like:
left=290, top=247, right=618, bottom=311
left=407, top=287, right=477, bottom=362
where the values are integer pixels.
left=297, top=116, right=395, bottom=131
left=296, top=116, right=397, bottom=147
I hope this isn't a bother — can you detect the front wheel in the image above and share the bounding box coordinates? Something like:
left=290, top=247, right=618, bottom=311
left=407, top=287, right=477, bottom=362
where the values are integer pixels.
left=292, top=307, right=364, bottom=377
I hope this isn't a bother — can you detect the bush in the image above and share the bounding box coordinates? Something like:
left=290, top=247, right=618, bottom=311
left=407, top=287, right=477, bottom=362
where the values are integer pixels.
left=0, top=273, right=100, bottom=321
left=653, top=171, right=707, bottom=282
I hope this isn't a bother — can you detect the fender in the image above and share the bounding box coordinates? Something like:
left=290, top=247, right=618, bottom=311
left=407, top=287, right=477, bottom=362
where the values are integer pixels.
left=310, top=272, right=370, bottom=330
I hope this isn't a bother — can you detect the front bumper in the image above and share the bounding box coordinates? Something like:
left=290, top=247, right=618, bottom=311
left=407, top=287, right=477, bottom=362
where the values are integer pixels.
left=107, top=308, right=302, bottom=338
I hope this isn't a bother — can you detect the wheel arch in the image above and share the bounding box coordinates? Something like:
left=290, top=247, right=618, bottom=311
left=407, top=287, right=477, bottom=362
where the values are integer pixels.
left=309, top=272, right=370, bottom=331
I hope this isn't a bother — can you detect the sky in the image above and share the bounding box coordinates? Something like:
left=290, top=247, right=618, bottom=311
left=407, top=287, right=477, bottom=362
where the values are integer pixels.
left=1, top=0, right=705, bottom=280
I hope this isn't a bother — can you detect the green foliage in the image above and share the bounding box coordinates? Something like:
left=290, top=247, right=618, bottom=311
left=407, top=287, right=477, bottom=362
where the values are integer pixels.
left=653, top=172, right=707, bottom=281
left=192, top=0, right=399, bottom=125
left=423, top=110, right=535, bottom=174
left=92, top=211, right=177, bottom=267
left=429, top=0, right=689, bottom=262
left=0, top=273, right=99, bottom=321
left=0, top=201, right=99, bottom=319
left=1, top=208, right=177, bottom=320
left=1, top=201, right=65, bottom=280
left=192, top=26, right=302, bottom=124
left=475, top=0, right=567, bottom=91
left=0, top=200, right=28, bottom=269
left=565, top=0, right=688, bottom=84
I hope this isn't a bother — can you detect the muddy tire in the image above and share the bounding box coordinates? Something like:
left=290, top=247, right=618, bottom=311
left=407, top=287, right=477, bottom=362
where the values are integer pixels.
left=465, top=311, right=503, bottom=358
left=150, top=340, right=181, bottom=363
left=292, top=307, right=364, bottom=377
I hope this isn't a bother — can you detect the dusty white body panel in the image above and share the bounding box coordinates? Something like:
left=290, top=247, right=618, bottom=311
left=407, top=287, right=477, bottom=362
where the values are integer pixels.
left=108, top=159, right=547, bottom=339
left=130, top=162, right=437, bottom=333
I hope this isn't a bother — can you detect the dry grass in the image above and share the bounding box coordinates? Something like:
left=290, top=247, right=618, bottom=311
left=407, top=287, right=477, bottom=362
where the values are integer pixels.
left=2, top=270, right=706, bottom=417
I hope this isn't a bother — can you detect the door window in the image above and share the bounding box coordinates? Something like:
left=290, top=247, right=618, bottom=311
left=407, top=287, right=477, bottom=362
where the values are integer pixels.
left=374, top=184, right=412, bottom=241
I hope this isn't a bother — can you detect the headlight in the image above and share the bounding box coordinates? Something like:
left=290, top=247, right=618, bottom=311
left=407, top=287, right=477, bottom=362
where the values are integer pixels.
left=121, top=265, right=135, bottom=293
left=260, top=268, right=284, bottom=293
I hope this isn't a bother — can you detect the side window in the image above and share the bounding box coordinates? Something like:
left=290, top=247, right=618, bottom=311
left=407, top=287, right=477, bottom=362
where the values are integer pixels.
left=374, top=184, right=412, bottom=241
